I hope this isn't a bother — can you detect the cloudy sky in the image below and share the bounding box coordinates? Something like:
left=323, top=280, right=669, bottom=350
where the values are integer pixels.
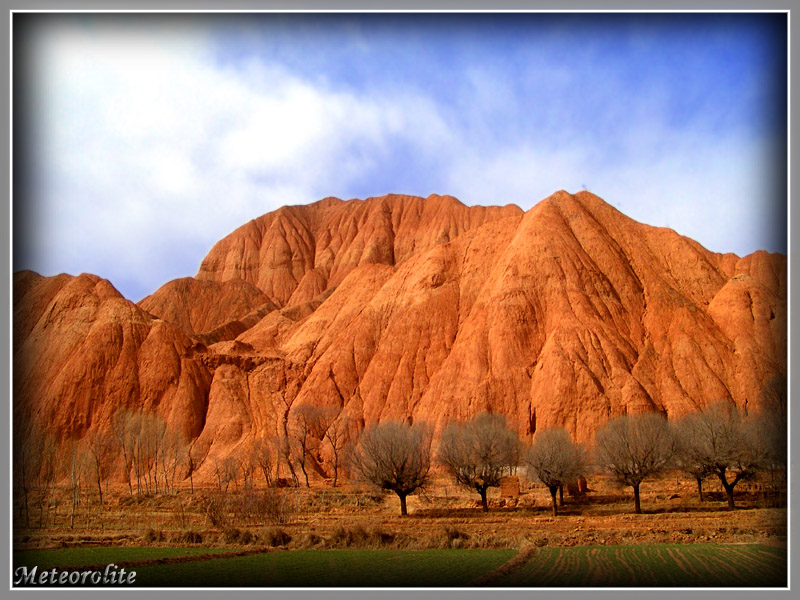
left=14, top=13, right=787, bottom=302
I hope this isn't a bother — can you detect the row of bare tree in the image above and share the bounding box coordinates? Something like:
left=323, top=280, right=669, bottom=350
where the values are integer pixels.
left=13, top=377, right=786, bottom=525
left=207, top=403, right=354, bottom=493
left=12, top=403, right=356, bottom=528
left=13, top=410, right=190, bottom=528
left=349, top=378, right=787, bottom=516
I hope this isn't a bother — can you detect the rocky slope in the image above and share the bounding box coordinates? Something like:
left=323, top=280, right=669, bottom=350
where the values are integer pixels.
left=13, top=192, right=786, bottom=481
left=13, top=271, right=211, bottom=443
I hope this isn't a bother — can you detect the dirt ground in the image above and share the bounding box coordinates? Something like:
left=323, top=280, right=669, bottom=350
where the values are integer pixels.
left=13, top=469, right=787, bottom=552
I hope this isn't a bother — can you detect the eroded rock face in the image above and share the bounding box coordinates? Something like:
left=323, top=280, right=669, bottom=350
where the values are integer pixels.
left=13, top=272, right=212, bottom=443
left=138, top=277, right=277, bottom=337
left=13, top=192, right=786, bottom=480
left=271, top=192, right=785, bottom=443
left=196, top=193, right=522, bottom=306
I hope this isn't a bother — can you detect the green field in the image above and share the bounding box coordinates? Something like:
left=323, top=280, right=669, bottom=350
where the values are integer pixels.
left=495, top=544, right=787, bottom=587
left=134, top=548, right=515, bottom=587
left=14, top=546, right=238, bottom=571
left=13, top=544, right=787, bottom=588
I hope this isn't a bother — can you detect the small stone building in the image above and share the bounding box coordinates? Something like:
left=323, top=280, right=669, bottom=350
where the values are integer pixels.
left=500, top=475, right=520, bottom=498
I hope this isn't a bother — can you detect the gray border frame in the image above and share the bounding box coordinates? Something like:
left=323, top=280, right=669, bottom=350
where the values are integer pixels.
left=3, top=1, right=794, bottom=599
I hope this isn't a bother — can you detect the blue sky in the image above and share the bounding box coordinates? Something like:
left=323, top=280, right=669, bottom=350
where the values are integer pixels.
left=15, top=13, right=787, bottom=302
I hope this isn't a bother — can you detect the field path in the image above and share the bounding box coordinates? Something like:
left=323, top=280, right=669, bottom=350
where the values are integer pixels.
left=469, top=545, right=538, bottom=586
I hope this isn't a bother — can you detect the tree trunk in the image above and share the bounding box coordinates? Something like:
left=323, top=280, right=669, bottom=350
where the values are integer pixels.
left=135, top=454, right=141, bottom=495
left=23, top=490, right=30, bottom=528
left=288, top=463, right=299, bottom=487
left=398, top=493, right=408, bottom=516
left=284, top=448, right=299, bottom=487
left=550, top=486, right=559, bottom=517
left=633, top=482, right=641, bottom=514
left=96, top=473, right=103, bottom=507
left=261, top=466, right=270, bottom=488
left=717, top=472, right=736, bottom=509
left=126, top=466, right=133, bottom=496
left=71, top=488, right=77, bottom=529
left=696, top=476, right=704, bottom=502
left=479, top=488, right=489, bottom=512
left=723, top=483, right=736, bottom=509
left=558, top=484, right=564, bottom=506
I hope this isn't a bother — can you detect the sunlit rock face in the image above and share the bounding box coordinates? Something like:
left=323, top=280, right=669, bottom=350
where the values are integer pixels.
left=13, top=192, right=785, bottom=479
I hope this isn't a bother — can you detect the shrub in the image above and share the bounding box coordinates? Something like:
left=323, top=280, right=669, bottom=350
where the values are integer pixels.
left=232, top=489, right=293, bottom=526
left=203, top=494, right=230, bottom=528
left=443, top=525, right=469, bottom=547
left=142, top=528, right=165, bottom=543
left=260, top=527, right=292, bottom=547
left=221, top=527, right=256, bottom=544
left=330, top=524, right=369, bottom=547
left=299, top=532, right=323, bottom=548
left=203, top=489, right=294, bottom=529
left=373, top=527, right=395, bottom=546
left=170, top=530, right=203, bottom=544
left=238, top=530, right=254, bottom=545
left=327, top=524, right=395, bottom=549
left=222, top=527, right=243, bottom=544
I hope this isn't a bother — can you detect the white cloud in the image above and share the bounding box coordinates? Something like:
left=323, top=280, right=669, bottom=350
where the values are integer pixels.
left=23, top=22, right=453, bottom=300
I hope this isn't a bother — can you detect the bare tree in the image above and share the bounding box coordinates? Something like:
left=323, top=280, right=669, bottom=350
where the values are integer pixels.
left=321, top=409, right=351, bottom=487
left=756, top=374, right=787, bottom=474
left=32, top=433, right=59, bottom=528
left=677, top=401, right=765, bottom=509
left=138, top=413, right=167, bottom=494
left=19, top=430, right=60, bottom=528
left=674, top=422, right=715, bottom=502
left=13, top=419, right=60, bottom=529
left=249, top=436, right=274, bottom=488
left=213, top=455, right=239, bottom=492
left=113, top=411, right=175, bottom=495
left=594, top=413, right=676, bottom=514
left=186, top=439, right=197, bottom=494
left=525, top=428, right=585, bottom=516
left=274, top=392, right=299, bottom=486
left=15, top=428, right=37, bottom=528
left=350, top=420, right=432, bottom=516
left=437, top=412, right=520, bottom=512
left=111, top=410, right=138, bottom=495
left=290, top=404, right=325, bottom=488
left=84, top=429, right=113, bottom=506
left=238, top=453, right=256, bottom=491
left=158, top=428, right=185, bottom=494
left=66, top=440, right=87, bottom=529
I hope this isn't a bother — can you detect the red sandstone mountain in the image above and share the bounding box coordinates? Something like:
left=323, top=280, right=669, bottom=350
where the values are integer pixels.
left=13, top=192, right=786, bottom=480
left=194, top=193, right=521, bottom=306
